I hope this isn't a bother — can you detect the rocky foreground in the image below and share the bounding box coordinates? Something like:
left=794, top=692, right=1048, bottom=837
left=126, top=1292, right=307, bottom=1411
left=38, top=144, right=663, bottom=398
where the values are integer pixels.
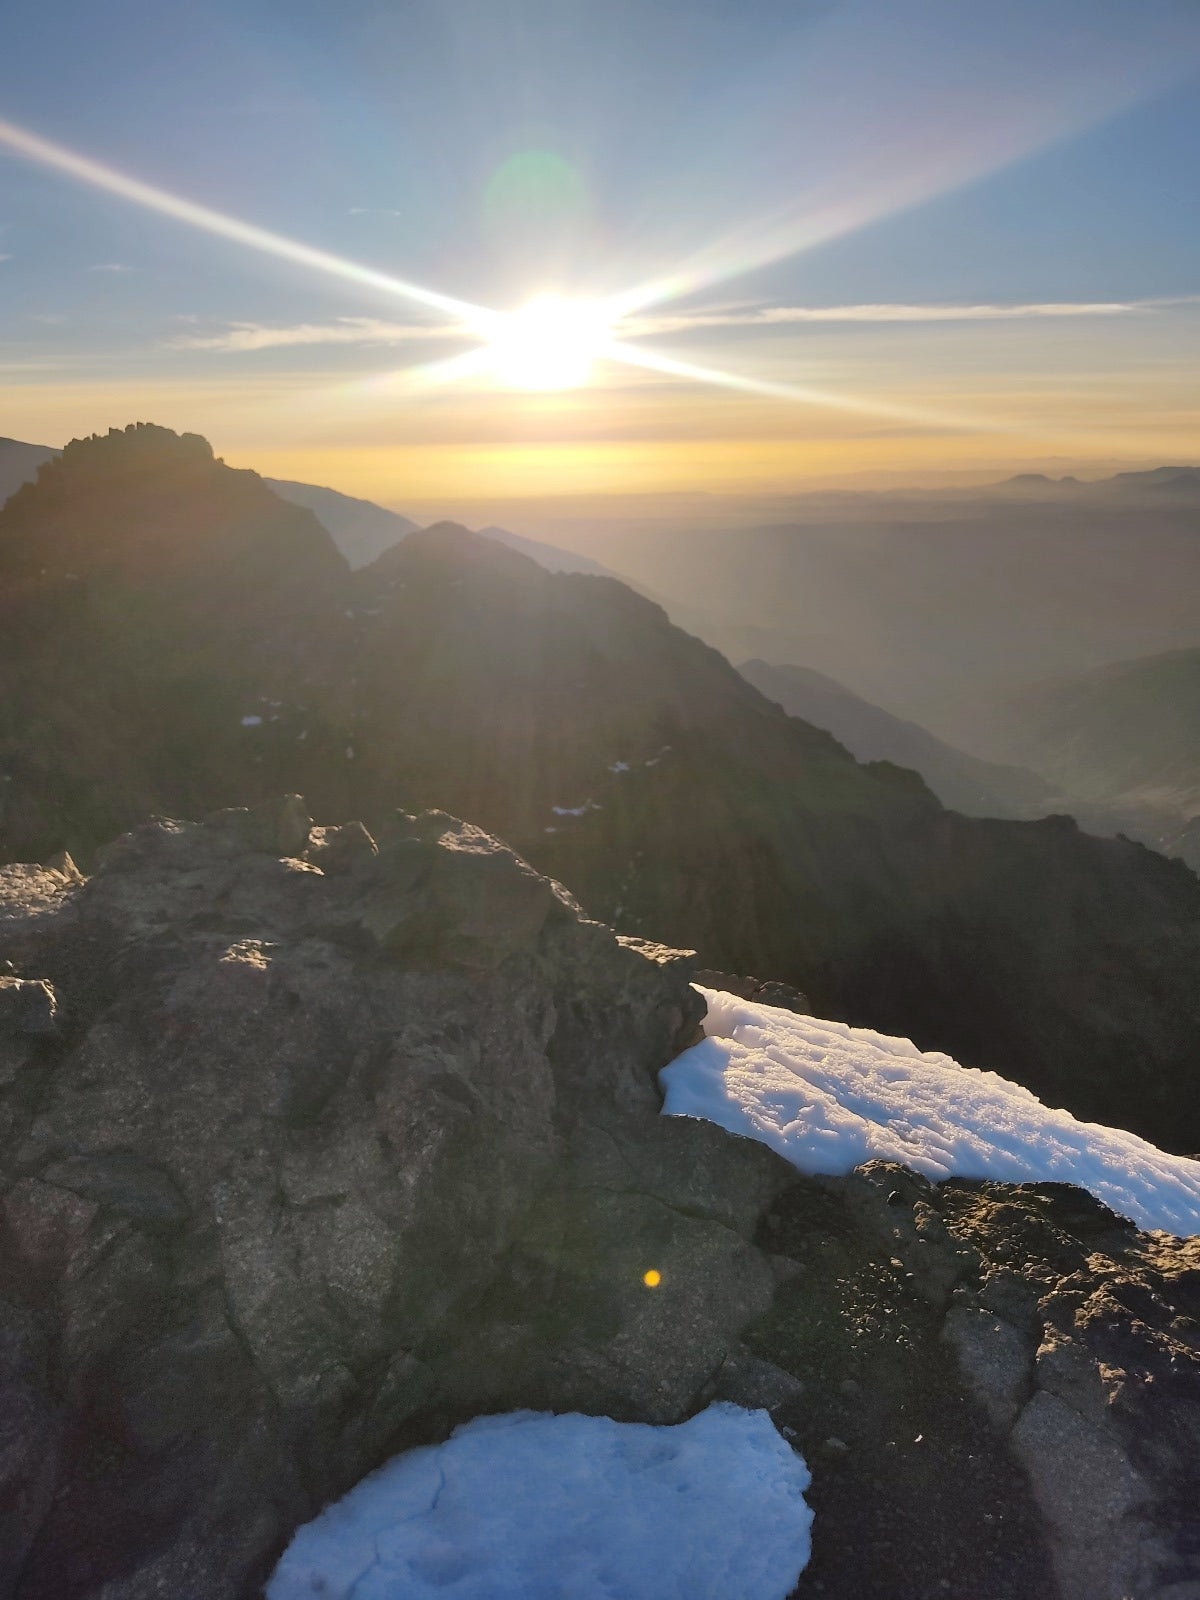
left=0, top=801, right=1198, bottom=1599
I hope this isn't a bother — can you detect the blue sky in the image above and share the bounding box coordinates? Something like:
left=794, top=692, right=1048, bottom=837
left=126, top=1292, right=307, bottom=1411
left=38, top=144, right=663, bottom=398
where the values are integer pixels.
left=2, top=0, right=1199, bottom=501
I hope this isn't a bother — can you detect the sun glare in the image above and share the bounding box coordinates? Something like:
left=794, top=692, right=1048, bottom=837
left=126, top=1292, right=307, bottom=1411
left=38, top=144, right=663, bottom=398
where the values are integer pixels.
left=488, top=294, right=612, bottom=390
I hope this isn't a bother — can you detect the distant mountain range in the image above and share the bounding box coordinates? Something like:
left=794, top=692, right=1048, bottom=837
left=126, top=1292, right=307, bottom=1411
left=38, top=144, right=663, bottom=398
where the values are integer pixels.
left=530, top=467, right=1200, bottom=745
left=2, top=424, right=1198, bottom=1152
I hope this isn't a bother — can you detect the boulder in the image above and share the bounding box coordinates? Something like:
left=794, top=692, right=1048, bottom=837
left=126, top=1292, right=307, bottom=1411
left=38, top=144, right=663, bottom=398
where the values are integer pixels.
left=0, top=803, right=791, bottom=1598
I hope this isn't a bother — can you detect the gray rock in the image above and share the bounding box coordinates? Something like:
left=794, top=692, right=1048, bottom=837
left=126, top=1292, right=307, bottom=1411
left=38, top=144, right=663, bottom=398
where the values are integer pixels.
left=941, top=1305, right=1032, bottom=1428
left=0, top=803, right=780, bottom=1598
left=1011, top=1390, right=1148, bottom=1600
left=708, top=1341, right=806, bottom=1413
left=0, top=977, right=56, bottom=1038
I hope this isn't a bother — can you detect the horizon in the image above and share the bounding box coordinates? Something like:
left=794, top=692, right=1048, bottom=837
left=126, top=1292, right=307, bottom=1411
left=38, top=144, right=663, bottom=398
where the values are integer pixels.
left=2, top=0, right=1200, bottom=502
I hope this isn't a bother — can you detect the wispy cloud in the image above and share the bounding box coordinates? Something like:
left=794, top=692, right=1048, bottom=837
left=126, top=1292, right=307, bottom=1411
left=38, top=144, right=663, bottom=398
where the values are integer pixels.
left=170, top=296, right=1192, bottom=359
left=168, top=315, right=470, bottom=352
left=621, top=300, right=1166, bottom=336
left=347, top=206, right=404, bottom=217
left=87, top=261, right=131, bottom=273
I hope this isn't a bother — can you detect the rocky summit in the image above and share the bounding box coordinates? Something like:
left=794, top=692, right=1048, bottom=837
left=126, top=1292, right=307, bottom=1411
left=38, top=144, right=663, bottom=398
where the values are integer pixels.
left=0, top=800, right=1198, bottom=1599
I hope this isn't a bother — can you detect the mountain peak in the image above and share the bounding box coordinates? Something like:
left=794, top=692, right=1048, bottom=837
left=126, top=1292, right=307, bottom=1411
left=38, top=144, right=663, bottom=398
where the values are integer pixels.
left=365, top=517, right=548, bottom=583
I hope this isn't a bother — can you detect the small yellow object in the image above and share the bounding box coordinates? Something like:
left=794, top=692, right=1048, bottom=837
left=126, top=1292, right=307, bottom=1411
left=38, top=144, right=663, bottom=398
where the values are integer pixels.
left=642, top=1269, right=662, bottom=1288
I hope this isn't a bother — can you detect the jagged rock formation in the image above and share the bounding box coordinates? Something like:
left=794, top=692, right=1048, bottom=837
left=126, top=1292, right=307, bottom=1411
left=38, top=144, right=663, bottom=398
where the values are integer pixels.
left=0, top=805, right=1197, bottom=1599
left=1, top=426, right=1199, bottom=1154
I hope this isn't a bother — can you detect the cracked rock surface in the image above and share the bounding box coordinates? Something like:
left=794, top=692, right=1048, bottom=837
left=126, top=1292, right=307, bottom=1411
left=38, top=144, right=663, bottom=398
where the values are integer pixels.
left=746, top=1165, right=1200, bottom=1600
left=1, top=801, right=1197, bottom=1600
left=0, top=802, right=790, bottom=1599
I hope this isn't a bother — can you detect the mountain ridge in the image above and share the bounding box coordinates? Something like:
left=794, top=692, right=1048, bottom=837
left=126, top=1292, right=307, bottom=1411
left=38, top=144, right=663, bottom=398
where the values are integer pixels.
left=1, top=424, right=1198, bottom=1152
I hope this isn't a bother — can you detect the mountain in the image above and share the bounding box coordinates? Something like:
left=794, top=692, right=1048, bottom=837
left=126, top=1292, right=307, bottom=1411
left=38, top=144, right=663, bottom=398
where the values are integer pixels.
left=738, top=658, right=1052, bottom=819
left=986, top=648, right=1200, bottom=869
left=0, top=425, right=361, bottom=855
left=0, top=436, right=55, bottom=506
left=514, top=471, right=1200, bottom=746
left=1, top=425, right=1199, bottom=1153
left=268, top=476, right=622, bottom=576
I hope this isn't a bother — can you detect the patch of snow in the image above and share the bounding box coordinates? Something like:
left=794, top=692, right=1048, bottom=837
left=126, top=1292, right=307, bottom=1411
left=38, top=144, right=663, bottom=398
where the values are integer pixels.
left=345, top=746, right=356, bottom=760
left=267, top=1404, right=811, bottom=1600
left=609, top=760, right=630, bottom=773
left=552, top=803, right=591, bottom=817
left=662, top=988, right=1200, bottom=1238
left=240, top=715, right=263, bottom=728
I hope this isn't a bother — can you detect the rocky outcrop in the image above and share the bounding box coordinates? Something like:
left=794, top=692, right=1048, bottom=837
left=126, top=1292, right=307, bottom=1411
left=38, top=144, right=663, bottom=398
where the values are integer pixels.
left=0, top=806, right=1198, bottom=1597
left=0, top=801, right=793, bottom=1598
left=749, top=1164, right=1200, bottom=1600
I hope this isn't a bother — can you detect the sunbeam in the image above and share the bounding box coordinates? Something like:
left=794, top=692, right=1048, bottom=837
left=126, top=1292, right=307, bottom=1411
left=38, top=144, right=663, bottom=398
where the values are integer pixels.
left=0, top=115, right=496, bottom=331
left=607, top=2, right=1200, bottom=323
left=600, top=340, right=1011, bottom=436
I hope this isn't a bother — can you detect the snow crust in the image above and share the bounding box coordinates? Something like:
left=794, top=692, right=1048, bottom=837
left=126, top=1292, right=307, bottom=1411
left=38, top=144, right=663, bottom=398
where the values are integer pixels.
left=267, top=1404, right=812, bottom=1600
left=662, top=988, right=1200, bottom=1237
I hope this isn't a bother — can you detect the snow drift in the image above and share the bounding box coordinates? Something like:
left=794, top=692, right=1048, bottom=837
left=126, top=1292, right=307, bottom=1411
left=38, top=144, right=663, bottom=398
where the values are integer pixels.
left=662, top=988, right=1200, bottom=1237
left=267, top=1404, right=813, bottom=1600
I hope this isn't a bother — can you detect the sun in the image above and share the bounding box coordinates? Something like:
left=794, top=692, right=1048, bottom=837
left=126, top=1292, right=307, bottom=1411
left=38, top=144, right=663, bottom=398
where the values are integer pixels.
left=488, top=294, right=612, bottom=390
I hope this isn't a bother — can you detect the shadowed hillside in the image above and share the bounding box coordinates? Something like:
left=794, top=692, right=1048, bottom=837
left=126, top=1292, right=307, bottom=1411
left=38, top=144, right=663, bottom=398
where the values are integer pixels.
left=1, top=425, right=1198, bottom=1150
left=739, top=657, right=1052, bottom=819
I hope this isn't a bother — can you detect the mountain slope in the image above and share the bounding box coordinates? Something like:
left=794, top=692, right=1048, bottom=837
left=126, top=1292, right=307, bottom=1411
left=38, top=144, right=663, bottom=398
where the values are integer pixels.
left=265, top=477, right=420, bottom=566
left=986, top=648, right=1200, bottom=871
left=994, top=648, right=1200, bottom=816
left=0, top=436, right=55, bottom=506
left=1, top=426, right=1198, bottom=1151
left=739, top=657, right=1052, bottom=818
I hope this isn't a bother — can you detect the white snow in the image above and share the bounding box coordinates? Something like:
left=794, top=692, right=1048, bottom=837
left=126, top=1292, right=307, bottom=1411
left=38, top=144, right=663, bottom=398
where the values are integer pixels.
left=609, top=760, right=630, bottom=773
left=552, top=802, right=590, bottom=817
left=240, top=715, right=263, bottom=727
left=662, top=988, right=1200, bottom=1237
left=267, top=1404, right=811, bottom=1600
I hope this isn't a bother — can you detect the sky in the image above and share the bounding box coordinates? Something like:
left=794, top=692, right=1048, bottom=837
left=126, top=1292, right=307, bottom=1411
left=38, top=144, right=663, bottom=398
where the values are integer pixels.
left=1, top=0, right=1199, bottom=507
